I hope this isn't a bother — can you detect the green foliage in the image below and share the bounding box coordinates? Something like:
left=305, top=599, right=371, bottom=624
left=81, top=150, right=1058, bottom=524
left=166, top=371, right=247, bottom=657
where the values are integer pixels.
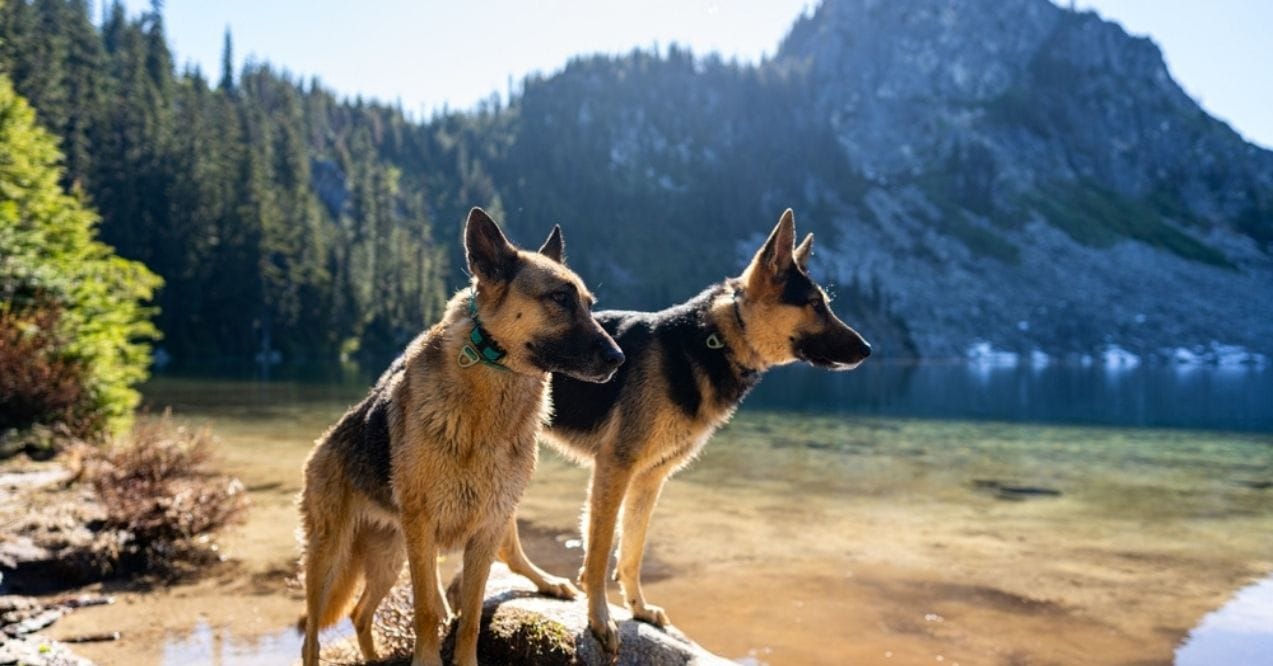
left=1028, top=182, right=1234, bottom=268
left=914, top=153, right=1022, bottom=265
left=1234, top=204, right=1273, bottom=250
left=0, top=75, right=160, bottom=436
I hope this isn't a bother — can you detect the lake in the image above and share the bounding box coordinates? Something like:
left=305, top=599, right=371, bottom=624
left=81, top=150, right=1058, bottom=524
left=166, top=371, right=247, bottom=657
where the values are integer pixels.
left=52, top=362, right=1273, bottom=665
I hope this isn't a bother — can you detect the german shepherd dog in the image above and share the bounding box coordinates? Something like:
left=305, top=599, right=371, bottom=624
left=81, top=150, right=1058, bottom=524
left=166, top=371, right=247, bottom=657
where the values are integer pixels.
left=299, top=208, right=624, bottom=666
left=504, top=209, right=872, bottom=653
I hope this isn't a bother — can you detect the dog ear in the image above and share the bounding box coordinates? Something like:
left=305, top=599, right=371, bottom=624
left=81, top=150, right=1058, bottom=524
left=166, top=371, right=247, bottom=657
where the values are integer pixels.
left=465, top=207, right=519, bottom=282
left=538, top=224, right=565, bottom=263
left=794, top=232, right=814, bottom=272
left=745, top=209, right=796, bottom=286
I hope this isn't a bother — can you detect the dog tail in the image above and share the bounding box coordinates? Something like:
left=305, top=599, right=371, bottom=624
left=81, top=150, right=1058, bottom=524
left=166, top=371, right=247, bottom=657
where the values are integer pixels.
left=296, top=559, right=362, bottom=633
left=321, top=564, right=362, bottom=629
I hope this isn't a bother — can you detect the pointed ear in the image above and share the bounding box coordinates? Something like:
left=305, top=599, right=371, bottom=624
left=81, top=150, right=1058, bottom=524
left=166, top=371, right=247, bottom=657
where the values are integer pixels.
left=746, top=209, right=796, bottom=283
left=538, top=224, right=565, bottom=263
left=465, top=207, right=519, bottom=282
left=794, top=232, right=814, bottom=272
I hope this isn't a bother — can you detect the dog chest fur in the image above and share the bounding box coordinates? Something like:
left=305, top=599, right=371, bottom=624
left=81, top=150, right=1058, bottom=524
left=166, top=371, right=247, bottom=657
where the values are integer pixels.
left=317, top=312, right=548, bottom=550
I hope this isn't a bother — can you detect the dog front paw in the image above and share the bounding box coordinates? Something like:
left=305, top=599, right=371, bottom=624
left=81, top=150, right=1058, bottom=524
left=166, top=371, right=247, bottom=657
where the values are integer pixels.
left=630, top=602, right=671, bottom=628
left=538, top=574, right=580, bottom=600
left=589, top=615, right=621, bottom=655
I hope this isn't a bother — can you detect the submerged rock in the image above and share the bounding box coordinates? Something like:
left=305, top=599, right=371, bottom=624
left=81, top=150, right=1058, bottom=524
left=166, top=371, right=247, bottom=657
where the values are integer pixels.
left=972, top=479, right=1063, bottom=500
left=330, top=563, right=733, bottom=665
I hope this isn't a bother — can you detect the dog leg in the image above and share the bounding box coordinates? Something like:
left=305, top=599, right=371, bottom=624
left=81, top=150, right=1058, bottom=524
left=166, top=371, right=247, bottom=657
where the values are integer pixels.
left=616, top=467, right=671, bottom=627
left=403, top=514, right=446, bottom=666
left=453, top=529, right=502, bottom=666
left=579, top=459, right=634, bottom=655
left=499, top=514, right=579, bottom=600
left=301, top=504, right=356, bottom=666
left=351, top=526, right=405, bottom=661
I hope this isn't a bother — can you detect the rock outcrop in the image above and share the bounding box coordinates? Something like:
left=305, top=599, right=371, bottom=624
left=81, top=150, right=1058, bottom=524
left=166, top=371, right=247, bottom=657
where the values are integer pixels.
left=328, top=564, right=733, bottom=666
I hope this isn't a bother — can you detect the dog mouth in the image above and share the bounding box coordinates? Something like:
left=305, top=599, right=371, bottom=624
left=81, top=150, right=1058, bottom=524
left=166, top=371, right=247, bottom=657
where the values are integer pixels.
left=526, top=342, right=621, bottom=383
left=574, top=366, right=620, bottom=383
left=794, top=332, right=871, bottom=371
left=801, top=353, right=864, bottom=371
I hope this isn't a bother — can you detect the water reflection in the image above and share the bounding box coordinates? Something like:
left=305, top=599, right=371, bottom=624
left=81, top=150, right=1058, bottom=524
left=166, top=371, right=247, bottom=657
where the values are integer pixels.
left=749, top=362, right=1273, bottom=432
left=161, top=620, right=299, bottom=666
left=1176, top=574, right=1273, bottom=666
left=157, top=360, right=1273, bottom=432
left=160, top=619, right=357, bottom=665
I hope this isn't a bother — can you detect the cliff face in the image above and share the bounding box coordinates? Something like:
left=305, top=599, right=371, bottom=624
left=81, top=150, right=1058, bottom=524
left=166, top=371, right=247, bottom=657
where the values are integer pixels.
left=760, top=0, right=1273, bottom=358
left=459, top=0, right=1273, bottom=360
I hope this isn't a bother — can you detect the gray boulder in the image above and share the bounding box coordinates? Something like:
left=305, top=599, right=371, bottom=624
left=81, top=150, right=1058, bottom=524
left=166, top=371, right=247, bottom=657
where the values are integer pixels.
left=330, top=563, right=734, bottom=665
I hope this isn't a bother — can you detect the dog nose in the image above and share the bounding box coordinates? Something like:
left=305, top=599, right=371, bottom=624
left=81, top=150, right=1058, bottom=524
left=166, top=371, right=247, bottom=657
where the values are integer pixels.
left=860, top=341, right=872, bottom=358
left=600, top=343, right=625, bottom=367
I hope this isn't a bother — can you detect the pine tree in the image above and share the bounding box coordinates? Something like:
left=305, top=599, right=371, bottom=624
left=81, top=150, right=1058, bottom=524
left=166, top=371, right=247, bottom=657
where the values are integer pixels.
left=218, top=27, right=234, bottom=94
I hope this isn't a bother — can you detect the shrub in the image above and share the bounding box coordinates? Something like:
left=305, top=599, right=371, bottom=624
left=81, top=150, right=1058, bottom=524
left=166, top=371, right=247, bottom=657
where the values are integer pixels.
left=0, top=297, right=95, bottom=437
left=90, top=415, right=248, bottom=576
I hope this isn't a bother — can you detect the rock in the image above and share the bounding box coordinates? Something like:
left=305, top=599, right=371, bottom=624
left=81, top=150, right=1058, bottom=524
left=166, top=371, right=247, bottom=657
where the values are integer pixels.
left=0, top=634, right=93, bottom=666
left=0, top=466, right=119, bottom=595
left=1, top=609, right=64, bottom=637
left=0, top=595, right=101, bottom=666
left=328, top=563, right=733, bottom=665
left=973, top=479, right=1062, bottom=500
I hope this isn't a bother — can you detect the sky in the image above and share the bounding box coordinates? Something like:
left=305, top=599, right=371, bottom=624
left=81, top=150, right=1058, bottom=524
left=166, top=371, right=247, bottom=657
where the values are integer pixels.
left=111, top=0, right=1273, bottom=148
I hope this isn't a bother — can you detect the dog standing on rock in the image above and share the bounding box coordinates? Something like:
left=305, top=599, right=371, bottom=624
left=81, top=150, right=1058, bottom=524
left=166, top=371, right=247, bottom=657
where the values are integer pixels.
left=298, top=208, right=624, bottom=666
left=505, top=209, right=873, bottom=654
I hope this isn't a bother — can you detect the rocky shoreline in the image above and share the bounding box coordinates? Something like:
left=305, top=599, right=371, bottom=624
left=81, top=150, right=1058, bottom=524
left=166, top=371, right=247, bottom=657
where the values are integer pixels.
left=0, top=463, right=103, bottom=665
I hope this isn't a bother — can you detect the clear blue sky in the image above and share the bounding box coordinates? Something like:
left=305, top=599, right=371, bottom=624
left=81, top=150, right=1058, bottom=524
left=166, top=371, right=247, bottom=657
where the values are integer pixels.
left=111, top=0, right=1273, bottom=148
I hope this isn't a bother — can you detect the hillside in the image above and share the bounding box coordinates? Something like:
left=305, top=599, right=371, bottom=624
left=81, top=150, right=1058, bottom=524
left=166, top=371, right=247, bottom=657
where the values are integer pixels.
left=4, top=0, right=1269, bottom=361
left=477, top=0, right=1273, bottom=359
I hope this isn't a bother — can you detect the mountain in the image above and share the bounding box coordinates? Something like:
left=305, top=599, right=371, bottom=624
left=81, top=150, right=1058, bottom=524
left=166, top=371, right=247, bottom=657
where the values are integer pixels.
left=474, top=0, right=1272, bottom=360
left=4, top=0, right=1269, bottom=362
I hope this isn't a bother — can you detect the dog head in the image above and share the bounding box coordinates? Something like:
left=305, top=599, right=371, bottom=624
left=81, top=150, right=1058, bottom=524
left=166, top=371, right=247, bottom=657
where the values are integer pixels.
left=735, top=209, right=871, bottom=370
left=464, top=208, right=624, bottom=382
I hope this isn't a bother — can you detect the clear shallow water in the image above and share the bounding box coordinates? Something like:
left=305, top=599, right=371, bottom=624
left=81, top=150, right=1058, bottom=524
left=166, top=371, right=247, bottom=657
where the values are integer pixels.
left=61, top=363, right=1273, bottom=665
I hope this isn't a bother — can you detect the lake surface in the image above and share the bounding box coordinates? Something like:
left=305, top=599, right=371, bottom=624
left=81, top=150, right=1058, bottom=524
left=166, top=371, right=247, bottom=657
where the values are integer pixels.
left=52, top=362, right=1273, bottom=665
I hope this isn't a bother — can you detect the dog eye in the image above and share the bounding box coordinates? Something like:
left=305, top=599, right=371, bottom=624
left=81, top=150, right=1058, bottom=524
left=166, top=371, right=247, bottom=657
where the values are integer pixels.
left=809, top=299, right=826, bottom=314
left=550, top=291, right=571, bottom=306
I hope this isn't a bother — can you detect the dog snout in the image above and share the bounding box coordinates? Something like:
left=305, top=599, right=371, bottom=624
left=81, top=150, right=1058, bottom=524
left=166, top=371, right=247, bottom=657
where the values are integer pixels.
left=598, top=339, right=625, bottom=368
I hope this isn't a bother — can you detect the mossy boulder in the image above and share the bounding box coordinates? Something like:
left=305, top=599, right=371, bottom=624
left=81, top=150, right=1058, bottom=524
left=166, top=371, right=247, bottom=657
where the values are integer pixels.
left=330, top=563, right=733, bottom=666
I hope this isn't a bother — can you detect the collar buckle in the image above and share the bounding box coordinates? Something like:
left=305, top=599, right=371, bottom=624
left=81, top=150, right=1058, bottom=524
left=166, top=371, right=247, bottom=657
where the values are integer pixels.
left=458, top=345, right=481, bottom=368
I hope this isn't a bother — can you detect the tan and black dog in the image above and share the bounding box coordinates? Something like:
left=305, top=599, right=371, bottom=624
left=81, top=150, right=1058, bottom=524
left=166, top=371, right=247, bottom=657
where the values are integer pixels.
left=298, top=208, right=624, bottom=666
left=505, top=209, right=872, bottom=653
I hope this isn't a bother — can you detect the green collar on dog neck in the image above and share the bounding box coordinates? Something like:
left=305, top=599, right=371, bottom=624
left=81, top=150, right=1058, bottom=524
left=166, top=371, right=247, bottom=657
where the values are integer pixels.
left=458, top=288, right=510, bottom=372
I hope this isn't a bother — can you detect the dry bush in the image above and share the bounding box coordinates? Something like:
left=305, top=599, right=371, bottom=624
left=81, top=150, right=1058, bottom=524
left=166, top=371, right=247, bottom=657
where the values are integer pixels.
left=0, top=301, right=98, bottom=448
left=89, top=414, right=248, bottom=576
